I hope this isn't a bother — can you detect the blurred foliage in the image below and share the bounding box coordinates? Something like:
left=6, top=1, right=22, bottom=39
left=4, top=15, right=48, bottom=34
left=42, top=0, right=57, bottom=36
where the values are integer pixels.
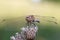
left=45, top=0, right=60, bottom=2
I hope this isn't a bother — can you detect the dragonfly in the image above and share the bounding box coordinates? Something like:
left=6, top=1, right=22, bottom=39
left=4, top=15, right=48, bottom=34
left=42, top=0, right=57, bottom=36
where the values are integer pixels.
left=25, top=15, right=57, bottom=27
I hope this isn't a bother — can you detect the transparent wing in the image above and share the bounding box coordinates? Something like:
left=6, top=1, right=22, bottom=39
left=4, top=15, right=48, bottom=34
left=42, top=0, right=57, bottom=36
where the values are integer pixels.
left=34, top=15, right=57, bottom=24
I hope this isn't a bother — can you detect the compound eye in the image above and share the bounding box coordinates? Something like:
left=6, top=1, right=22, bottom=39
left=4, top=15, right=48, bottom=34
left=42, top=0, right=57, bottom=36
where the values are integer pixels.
left=27, top=17, right=29, bottom=18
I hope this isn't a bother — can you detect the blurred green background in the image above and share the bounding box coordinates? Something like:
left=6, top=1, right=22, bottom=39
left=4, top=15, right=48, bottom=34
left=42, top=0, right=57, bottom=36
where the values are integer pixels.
left=0, top=16, right=60, bottom=40
left=0, top=0, right=60, bottom=40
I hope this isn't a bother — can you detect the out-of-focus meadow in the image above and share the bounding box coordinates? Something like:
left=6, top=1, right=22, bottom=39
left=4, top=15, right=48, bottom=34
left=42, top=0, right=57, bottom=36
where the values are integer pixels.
left=0, top=0, right=60, bottom=40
